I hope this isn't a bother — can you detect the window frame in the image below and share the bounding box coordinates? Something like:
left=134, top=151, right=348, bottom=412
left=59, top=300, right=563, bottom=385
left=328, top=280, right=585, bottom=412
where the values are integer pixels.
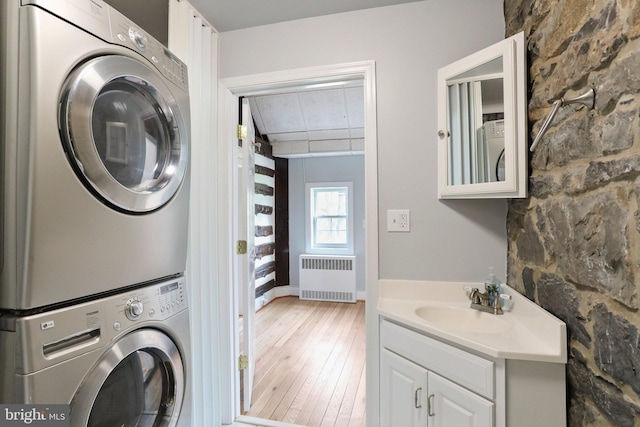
left=305, top=182, right=354, bottom=255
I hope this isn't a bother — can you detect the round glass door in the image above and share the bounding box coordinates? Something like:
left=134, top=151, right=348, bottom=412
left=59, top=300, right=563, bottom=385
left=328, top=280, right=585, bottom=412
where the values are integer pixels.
left=60, top=55, right=188, bottom=213
left=70, top=329, right=185, bottom=427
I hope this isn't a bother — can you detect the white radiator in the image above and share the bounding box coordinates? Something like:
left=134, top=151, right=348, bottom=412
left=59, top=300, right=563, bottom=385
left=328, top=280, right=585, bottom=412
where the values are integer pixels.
left=299, top=254, right=356, bottom=303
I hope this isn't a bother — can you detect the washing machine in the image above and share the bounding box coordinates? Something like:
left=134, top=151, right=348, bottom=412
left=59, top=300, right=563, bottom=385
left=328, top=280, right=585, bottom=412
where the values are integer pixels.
left=0, top=277, right=191, bottom=426
left=0, top=0, right=191, bottom=310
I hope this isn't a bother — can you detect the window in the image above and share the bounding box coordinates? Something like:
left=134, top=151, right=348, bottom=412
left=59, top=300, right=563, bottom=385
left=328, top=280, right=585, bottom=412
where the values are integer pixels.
left=305, top=182, right=354, bottom=254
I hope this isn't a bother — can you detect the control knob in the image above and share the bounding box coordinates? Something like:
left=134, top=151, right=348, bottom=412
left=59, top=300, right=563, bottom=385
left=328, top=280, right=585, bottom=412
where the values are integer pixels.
left=128, top=27, right=147, bottom=51
left=125, top=298, right=144, bottom=320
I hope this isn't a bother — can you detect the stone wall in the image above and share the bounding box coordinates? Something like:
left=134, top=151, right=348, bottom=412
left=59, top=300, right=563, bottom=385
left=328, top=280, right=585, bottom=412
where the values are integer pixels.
left=504, top=1, right=640, bottom=426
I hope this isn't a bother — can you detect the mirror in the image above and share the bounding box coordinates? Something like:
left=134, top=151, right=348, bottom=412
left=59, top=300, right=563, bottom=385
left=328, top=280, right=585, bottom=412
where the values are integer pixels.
left=437, top=32, right=527, bottom=199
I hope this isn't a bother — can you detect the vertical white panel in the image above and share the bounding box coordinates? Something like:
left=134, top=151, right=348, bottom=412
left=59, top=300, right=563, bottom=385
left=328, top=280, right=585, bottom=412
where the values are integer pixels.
left=448, top=84, right=460, bottom=185
left=168, top=2, right=220, bottom=425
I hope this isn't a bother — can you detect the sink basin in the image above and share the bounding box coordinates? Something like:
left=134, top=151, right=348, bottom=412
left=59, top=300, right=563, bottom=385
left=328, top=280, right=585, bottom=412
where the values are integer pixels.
left=415, top=305, right=510, bottom=334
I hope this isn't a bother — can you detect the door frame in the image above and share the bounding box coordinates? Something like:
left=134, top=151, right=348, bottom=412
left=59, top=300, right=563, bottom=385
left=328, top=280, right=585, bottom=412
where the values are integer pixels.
left=216, top=61, right=379, bottom=425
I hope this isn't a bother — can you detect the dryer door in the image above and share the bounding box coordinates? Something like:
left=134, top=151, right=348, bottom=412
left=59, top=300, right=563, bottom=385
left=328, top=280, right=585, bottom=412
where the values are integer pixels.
left=60, top=55, right=188, bottom=214
left=70, top=329, right=186, bottom=427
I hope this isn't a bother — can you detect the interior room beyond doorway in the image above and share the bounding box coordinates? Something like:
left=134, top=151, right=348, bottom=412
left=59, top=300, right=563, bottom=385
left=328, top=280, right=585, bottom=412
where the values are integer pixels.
left=238, top=77, right=367, bottom=426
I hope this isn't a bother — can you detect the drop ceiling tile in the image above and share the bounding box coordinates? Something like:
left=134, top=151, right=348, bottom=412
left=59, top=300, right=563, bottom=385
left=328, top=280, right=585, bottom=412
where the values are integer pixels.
left=268, top=131, right=309, bottom=142
left=272, top=140, right=310, bottom=156
left=351, top=138, right=365, bottom=151
left=350, top=128, right=365, bottom=138
left=298, top=89, right=348, bottom=130
left=309, top=139, right=351, bottom=152
left=248, top=83, right=365, bottom=157
left=307, top=129, right=350, bottom=141
left=254, top=93, right=306, bottom=133
left=248, top=97, right=267, bottom=136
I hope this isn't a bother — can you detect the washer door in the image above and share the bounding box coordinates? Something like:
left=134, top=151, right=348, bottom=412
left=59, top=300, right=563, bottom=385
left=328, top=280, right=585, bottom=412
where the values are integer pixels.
left=60, top=55, right=188, bottom=213
left=70, top=329, right=185, bottom=427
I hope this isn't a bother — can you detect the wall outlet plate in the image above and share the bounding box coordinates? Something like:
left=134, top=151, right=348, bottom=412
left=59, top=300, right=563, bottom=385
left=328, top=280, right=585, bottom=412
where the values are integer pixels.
left=387, top=209, right=410, bottom=232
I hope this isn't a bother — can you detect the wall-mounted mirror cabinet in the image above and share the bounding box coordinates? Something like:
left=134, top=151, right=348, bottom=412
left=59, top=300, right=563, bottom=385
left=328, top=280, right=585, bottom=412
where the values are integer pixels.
left=437, top=32, right=527, bottom=199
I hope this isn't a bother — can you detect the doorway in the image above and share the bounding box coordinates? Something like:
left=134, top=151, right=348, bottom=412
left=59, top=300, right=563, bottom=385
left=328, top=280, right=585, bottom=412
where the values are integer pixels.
left=217, top=61, right=379, bottom=426
left=240, top=83, right=367, bottom=425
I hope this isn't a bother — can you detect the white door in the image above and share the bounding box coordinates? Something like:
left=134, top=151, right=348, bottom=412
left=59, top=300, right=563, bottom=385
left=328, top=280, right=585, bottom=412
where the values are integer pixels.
left=380, top=349, right=429, bottom=427
left=239, top=97, right=257, bottom=413
left=429, top=371, right=494, bottom=427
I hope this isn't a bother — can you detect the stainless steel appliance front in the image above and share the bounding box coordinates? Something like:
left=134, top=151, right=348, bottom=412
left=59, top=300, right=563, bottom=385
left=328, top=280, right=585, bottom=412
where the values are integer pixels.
left=0, top=278, right=191, bottom=427
left=60, top=55, right=188, bottom=213
left=0, top=0, right=191, bottom=309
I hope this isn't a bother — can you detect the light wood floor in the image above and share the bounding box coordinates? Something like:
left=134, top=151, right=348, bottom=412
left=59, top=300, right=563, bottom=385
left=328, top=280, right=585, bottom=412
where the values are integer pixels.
left=242, top=297, right=366, bottom=427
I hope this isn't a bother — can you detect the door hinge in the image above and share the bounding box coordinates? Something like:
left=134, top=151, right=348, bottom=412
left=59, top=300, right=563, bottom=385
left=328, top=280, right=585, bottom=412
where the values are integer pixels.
left=238, top=354, right=249, bottom=370
left=237, top=240, right=247, bottom=255
left=237, top=124, right=247, bottom=139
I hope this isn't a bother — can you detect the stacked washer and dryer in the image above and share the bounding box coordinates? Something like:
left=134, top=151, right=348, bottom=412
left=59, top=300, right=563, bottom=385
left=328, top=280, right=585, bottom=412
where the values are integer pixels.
left=0, top=0, right=192, bottom=425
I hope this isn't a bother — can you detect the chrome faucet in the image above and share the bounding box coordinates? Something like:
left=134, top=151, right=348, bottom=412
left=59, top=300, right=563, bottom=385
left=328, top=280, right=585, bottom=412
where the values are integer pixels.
left=466, top=286, right=510, bottom=315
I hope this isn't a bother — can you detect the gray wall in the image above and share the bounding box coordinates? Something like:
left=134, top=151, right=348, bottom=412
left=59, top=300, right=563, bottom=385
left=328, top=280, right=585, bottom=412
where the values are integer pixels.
left=220, top=0, right=508, bottom=284
left=288, top=156, right=366, bottom=293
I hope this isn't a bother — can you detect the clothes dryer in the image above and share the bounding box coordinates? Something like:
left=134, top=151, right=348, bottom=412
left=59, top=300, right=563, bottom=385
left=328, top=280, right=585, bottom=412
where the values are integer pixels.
left=0, top=0, right=191, bottom=310
left=0, top=277, right=191, bottom=426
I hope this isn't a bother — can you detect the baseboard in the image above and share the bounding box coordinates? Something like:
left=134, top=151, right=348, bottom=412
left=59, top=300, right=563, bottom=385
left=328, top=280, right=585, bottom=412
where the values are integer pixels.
left=234, top=415, right=306, bottom=427
left=255, top=285, right=299, bottom=311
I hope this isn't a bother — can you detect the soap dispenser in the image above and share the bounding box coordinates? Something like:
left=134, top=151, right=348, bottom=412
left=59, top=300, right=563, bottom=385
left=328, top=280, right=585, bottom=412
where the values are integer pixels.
left=484, top=267, right=501, bottom=304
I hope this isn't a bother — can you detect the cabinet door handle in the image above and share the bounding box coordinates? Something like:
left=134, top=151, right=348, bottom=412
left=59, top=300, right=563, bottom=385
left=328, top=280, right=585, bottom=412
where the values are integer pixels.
left=427, top=394, right=435, bottom=417
left=414, top=387, right=422, bottom=409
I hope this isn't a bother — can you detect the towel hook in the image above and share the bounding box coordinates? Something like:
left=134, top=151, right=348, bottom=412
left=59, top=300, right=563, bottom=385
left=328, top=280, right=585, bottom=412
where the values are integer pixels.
left=530, top=87, right=595, bottom=152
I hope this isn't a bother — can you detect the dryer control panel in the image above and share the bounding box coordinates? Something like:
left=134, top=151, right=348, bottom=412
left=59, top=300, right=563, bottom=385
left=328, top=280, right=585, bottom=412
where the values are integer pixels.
left=108, top=5, right=188, bottom=91
left=25, top=0, right=188, bottom=92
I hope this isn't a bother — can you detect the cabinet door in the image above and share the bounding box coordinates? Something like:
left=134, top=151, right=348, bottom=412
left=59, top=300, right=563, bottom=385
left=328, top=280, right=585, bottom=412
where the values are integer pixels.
left=429, top=371, right=494, bottom=427
left=380, top=349, right=428, bottom=427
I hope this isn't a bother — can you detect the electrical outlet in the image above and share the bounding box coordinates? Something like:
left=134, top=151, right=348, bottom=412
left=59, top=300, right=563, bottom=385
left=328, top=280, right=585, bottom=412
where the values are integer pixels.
left=387, top=209, right=411, bottom=232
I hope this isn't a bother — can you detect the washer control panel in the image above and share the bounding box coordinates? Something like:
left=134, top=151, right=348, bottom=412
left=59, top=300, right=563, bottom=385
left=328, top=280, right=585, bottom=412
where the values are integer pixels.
left=158, top=280, right=186, bottom=315
left=119, top=277, right=187, bottom=323
left=14, top=276, right=188, bottom=373
left=125, top=297, right=145, bottom=320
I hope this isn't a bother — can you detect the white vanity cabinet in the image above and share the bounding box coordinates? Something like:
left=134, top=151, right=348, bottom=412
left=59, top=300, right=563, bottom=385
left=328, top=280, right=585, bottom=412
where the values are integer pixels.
left=381, top=349, right=493, bottom=427
left=428, top=372, right=493, bottom=427
left=380, top=318, right=566, bottom=427
left=380, top=349, right=429, bottom=427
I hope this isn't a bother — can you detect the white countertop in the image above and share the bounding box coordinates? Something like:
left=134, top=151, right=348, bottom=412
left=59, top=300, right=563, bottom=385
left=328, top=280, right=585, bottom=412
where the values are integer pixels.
left=377, top=280, right=567, bottom=363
